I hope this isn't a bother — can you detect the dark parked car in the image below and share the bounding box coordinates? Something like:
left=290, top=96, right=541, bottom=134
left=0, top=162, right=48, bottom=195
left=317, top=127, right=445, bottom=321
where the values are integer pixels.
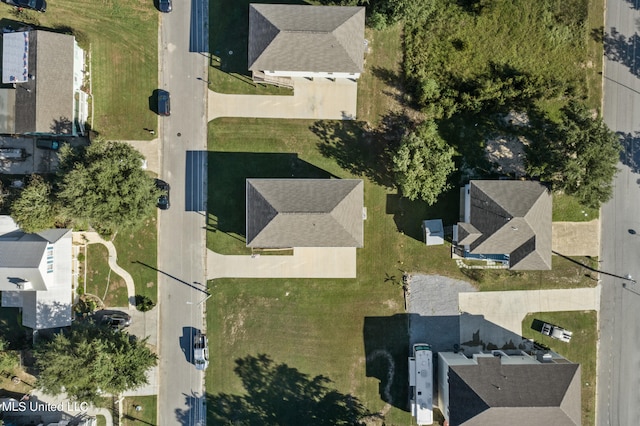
left=157, top=89, right=170, bottom=116
left=4, top=0, right=47, bottom=12
left=155, top=179, right=170, bottom=210
left=36, top=139, right=61, bottom=151
left=101, top=312, right=132, bottom=330
left=158, top=0, right=171, bottom=12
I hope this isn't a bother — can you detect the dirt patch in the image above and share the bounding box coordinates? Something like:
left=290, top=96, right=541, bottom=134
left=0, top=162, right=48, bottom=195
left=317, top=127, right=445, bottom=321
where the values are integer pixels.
left=484, top=111, right=531, bottom=177
left=485, top=135, right=529, bottom=176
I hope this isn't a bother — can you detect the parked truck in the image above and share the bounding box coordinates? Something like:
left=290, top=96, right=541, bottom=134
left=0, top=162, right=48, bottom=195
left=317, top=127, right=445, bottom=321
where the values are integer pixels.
left=541, top=322, right=573, bottom=343
left=194, top=333, right=209, bottom=370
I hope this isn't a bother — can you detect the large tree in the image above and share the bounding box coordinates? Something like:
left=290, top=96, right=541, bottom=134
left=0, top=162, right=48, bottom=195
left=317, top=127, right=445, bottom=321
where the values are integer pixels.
left=392, top=120, right=456, bottom=204
left=57, top=140, right=159, bottom=233
left=526, top=101, right=621, bottom=209
left=10, top=174, right=58, bottom=233
left=36, top=322, right=157, bottom=403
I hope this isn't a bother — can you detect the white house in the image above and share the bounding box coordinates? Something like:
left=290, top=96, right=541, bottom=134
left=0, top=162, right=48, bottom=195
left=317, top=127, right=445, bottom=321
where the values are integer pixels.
left=0, top=216, right=73, bottom=330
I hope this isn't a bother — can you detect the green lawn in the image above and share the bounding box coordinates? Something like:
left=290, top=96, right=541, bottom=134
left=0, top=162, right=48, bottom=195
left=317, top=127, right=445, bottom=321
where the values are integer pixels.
left=553, top=193, right=600, bottom=222
left=206, top=117, right=599, bottom=423
left=0, top=0, right=158, bottom=140
left=114, top=217, right=159, bottom=303
left=96, top=415, right=107, bottom=426
left=522, top=311, right=597, bottom=426
left=122, top=395, right=157, bottom=426
left=85, top=244, right=128, bottom=307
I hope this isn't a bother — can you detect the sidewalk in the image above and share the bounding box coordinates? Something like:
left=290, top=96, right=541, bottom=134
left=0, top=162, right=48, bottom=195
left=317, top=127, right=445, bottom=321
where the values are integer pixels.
left=73, top=231, right=136, bottom=309
left=208, top=77, right=358, bottom=121
left=207, top=247, right=357, bottom=279
left=72, top=232, right=159, bottom=399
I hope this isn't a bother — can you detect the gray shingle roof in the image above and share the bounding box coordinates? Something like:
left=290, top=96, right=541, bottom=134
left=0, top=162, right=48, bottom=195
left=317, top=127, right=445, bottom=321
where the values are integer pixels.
left=246, top=179, right=363, bottom=248
left=248, top=4, right=365, bottom=73
left=458, top=180, right=552, bottom=270
left=14, top=30, right=75, bottom=135
left=449, top=357, right=581, bottom=426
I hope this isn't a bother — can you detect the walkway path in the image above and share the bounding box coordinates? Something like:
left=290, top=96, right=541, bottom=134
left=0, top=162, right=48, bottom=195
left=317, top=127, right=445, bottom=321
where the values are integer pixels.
left=208, top=77, right=358, bottom=121
left=207, top=247, right=356, bottom=279
left=73, top=231, right=136, bottom=310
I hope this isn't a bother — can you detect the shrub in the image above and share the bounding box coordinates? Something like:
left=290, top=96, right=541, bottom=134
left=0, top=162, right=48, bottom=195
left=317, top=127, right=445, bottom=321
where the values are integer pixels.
left=135, top=295, right=156, bottom=312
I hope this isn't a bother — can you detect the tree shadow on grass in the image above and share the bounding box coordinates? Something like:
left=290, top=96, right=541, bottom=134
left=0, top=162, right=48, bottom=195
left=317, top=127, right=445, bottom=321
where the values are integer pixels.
left=311, top=112, right=412, bottom=189
left=207, top=354, right=378, bottom=425
left=207, top=152, right=335, bottom=237
left=385, top=183, right=461, bottom=242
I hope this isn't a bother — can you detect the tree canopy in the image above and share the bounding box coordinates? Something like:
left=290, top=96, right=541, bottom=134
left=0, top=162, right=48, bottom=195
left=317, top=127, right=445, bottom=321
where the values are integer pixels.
left=36, top=322, right=157, bottom=403
left=392, top=121, right=456, bottom=204
left=207, top=354, right=373, bottom=425
left=10, top=175, right=58, bottom=233
left=526, top=101, right=621, bottom=209
left=0, top=338, right=19, bottom=374
left=57, top=140, right=159, bottom=233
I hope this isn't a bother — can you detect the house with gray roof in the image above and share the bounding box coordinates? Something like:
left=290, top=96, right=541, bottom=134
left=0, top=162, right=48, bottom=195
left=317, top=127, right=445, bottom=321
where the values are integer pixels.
left=438, top=351, right=581, bottom=425
left=453, top=180, right=552, bottom=270
left=0, top=216, right=73, bottom=330
left=246, top=179, right=364, bottom=248
left=0, top=29, right=87, bottom=135
left=248, top=4, right=365, bottom=86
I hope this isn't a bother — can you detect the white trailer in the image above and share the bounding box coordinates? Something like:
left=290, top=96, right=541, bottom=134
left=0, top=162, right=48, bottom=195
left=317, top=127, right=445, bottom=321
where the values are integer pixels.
left=409, top=343, right=433, bottom=425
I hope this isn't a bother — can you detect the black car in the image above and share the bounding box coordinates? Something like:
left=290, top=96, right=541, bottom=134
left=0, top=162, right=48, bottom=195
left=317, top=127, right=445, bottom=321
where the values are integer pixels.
left=4, top=0, right=47, bottom=12
left=36, top=139, right=61, bottom=151
left=157, top=89, right=170, bottom=116
left=155, top=179, right=170, bottom=210
left=158, top=0, right=171, bottom=12
left=101, top=312, right=132, bottom=330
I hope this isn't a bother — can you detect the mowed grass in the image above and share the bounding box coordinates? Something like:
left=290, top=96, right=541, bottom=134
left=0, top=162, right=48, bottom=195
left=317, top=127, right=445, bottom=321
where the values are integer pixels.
left=122, top=395, right=157, bottom=426
left=522, top=311, right=597, bottom=425
left=206, top=117, right=599, bottom=423
left=114, top=216, right=158, bottom=303
left=0, top=0, right=158, bottom=140
left=85, top=243, right=128, bottom=307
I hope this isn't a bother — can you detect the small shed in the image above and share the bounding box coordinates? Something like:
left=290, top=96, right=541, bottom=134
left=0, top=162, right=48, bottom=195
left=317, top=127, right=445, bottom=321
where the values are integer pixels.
left=422, top=219, right=444, bottom=246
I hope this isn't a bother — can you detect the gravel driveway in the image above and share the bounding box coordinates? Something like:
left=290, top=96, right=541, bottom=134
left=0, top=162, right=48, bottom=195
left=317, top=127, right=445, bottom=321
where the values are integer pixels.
left=407, top=274, right=476, bottom=353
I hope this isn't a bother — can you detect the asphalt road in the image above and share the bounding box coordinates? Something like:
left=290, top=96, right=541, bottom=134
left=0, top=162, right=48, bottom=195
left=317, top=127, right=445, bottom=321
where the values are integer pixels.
left=157, top=0, right=209, bottom=424
left=598, top=0, right=640, bottom=424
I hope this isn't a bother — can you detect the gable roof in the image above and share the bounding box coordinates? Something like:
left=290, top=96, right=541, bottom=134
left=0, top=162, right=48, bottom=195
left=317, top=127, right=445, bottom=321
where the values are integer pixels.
left=448, top=357, right=581, bottom=425
left=246, top=179, right=363, bottom=248
left=248, top=4, right=365, bottom=73
left=14, top=30, right=75, bottom=135
left=459, top=180, right=552, bottom=270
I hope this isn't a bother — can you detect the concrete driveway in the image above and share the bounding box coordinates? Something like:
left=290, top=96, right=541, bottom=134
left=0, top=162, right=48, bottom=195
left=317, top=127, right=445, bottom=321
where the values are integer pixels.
left=208, top=77, right=358, bottom=121
left=552, top=219, right=600, bottom=257
left=458, top=286, right=601, bottom=347
left=207, top=247, right=356, bottom=279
